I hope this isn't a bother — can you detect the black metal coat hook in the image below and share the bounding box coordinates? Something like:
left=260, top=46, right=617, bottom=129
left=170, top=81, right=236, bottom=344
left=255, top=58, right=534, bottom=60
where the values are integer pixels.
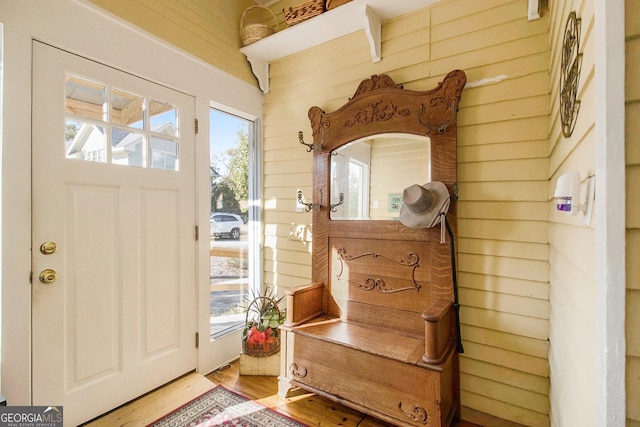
left=298, top=128, right=324, bottom=152
left=330, top=193, right=344, bottom=212
left=298, top=131, right=313, bottom=152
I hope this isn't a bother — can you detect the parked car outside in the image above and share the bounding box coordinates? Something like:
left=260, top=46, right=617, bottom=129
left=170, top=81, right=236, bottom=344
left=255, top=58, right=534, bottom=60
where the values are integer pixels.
left=210, top=212, right=244, bottom=240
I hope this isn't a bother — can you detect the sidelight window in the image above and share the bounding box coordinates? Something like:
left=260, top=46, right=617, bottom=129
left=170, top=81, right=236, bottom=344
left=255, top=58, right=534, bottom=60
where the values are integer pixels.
left=209, top=108, right=259, bottom=339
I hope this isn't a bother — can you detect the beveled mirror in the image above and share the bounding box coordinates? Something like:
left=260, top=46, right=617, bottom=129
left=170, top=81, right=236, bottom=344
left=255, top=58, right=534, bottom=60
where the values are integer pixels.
left=330, top=134, right=430, bottom=220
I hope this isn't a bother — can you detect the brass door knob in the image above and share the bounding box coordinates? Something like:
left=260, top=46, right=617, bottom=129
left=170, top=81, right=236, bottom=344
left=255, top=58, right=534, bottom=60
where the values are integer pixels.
left=40, top=241, right=58, bottom=255
left=39, top=269, right=57, bottom=284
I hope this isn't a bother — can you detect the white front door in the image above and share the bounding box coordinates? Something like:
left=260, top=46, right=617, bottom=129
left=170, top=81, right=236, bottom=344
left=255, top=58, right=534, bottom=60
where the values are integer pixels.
left=31, top=41, right=197, bottom=426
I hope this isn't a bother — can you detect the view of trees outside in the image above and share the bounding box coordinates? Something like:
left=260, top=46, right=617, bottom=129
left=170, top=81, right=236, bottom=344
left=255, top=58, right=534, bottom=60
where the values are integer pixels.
left=210, top=121, right=248, bottom=217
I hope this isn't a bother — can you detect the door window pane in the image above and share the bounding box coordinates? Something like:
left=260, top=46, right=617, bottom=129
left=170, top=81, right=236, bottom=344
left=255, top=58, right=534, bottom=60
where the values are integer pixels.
left=150, top=100, right=178, bottom=137
left=65, top=74, right=106, bottom=121
left=65, top=120, right=106, bottom=163
left=111, top=88, right=144, bottom=128
left=151, top=137, right=178, bottom=171
left=112, top=128, right=145, bottom=167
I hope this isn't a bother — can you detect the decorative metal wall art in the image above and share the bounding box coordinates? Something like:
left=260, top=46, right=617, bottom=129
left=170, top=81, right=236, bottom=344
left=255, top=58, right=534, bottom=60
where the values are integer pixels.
left=560, top=11, right=582, bottom=138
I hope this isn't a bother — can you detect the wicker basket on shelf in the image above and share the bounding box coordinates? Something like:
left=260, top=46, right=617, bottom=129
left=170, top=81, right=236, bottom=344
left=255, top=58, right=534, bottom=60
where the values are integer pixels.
left=242, top=296, right=283, bottom=358
left=284, top=0, right=325, bottom=26
left=240, top=5, right=277, bottom=46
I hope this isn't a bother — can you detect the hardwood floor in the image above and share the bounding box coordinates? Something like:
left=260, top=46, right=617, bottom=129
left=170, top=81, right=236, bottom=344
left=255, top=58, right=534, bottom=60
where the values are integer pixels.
left=85, top=360, right=481, bottom=426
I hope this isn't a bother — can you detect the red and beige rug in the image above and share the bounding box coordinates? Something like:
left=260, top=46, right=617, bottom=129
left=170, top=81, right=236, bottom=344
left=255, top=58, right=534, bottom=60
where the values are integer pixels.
left=147, top=385, right=308, bottom=427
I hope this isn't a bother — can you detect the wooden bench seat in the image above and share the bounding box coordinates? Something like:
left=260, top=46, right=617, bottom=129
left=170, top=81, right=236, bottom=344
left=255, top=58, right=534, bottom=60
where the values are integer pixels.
left=279, top=282, right=457, bottom=427
left=291, top=318, right=427, bottom=364
left=280, top=311, right=457, bottom=427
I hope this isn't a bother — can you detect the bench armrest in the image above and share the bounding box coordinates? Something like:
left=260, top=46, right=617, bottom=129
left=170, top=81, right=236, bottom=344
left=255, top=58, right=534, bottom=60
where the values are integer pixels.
left=283, top=282, right=325, bottom=327
left=422, top=298, right=454, bottom=364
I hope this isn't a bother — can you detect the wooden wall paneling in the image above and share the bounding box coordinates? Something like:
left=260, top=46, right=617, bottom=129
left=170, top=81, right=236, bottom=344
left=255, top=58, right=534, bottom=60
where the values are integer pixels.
left=460, top=306, right=548, bottom=341
left=460, top=288, right=549, bottom=319
left=460, top=390, right=548, bottom=427
left=458, top=253, right=548, bottom=283
left=458, top=116, right=550, bottom=145
left=462, top=340, right=548, bottom=378
left=461, top=373, right=549, bottom=414
left=460, top=357, right=549, bottom=395
left=458, top=218, right=548, bottom=243
left=87, top=0, right=256, bottom=84
left=627, top=1, right=640, bottom=422
left=458, top=201, right=548, bottom=222
left=458, top=140, right=548, bottom=164
left=458, top=272, right=549, bottom=300
left=461, top=324, right=549, bottom=359
left=431, top=33, right=549, bottom=77
left=458, top=239, right=548, bottom=261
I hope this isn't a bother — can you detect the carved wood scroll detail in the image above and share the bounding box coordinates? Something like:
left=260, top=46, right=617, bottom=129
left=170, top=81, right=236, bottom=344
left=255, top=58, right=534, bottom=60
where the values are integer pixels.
left=398, top=401, right=428, bottom=424
left=344, top=100, right=411, bottom=128
left=336, top=248, right=420, bottom=293
left=308, top=70, right=467, bottom=139
left=290, top=362, right=308, bottom=378
left=350, top=74, right=404, bottom=100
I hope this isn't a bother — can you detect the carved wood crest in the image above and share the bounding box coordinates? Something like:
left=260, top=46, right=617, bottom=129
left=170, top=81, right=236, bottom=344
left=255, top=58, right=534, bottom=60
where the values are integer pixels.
left=308, top=70, right=466, bottom=145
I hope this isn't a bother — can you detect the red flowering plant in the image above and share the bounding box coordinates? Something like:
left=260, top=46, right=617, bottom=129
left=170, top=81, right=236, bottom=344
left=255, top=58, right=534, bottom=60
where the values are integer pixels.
left=242, top=287, right=285, bottom=357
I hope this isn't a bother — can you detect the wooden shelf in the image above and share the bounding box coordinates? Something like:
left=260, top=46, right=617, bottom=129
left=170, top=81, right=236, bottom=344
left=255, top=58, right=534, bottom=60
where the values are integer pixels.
left=240, top=0, right=439, bottom=93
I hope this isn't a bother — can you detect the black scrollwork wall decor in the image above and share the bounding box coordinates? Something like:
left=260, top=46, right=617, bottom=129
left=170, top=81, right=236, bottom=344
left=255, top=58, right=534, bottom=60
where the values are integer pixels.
left=560, top=11, right=582, bottom=138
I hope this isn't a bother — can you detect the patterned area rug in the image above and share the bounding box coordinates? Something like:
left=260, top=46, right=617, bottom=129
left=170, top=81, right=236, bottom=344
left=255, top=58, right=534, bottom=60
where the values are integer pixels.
left=147, top=385, right=308, bottom=427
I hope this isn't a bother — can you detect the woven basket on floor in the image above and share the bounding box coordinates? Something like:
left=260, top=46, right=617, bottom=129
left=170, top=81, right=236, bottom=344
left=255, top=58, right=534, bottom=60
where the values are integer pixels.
left=242, top=296, right=282, bottom=358
left=284, top=0, right=325, bottom=26
left=240, top=5, right=277, bottom=46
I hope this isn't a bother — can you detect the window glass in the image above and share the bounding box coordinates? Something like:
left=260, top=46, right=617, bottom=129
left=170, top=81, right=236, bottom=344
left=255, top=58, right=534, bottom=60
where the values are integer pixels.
left=65, top=74, right=106, bottom=121
left=111, top=88, right=144, bottom=128
left=209, top=108, right=255, bottom=339
left=150, top=100, right=178, bottom=137
left=65, top=119, right=106, bottom=163
left=112, top=128, right=145, bottom=167
left=150, top=136, right=178, bottom=171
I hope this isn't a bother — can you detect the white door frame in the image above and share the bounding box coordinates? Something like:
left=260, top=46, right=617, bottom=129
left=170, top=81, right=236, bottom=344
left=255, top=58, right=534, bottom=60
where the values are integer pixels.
left=0, top=0, right=263, bottom=405
left=594, top=0, right=627, bottom=424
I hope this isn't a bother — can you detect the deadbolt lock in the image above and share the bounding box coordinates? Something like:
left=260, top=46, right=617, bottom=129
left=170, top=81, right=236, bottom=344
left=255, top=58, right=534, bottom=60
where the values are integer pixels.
left=39, top=269, right=57, bottom=284
left=40, top=241, right=58, bottom=255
